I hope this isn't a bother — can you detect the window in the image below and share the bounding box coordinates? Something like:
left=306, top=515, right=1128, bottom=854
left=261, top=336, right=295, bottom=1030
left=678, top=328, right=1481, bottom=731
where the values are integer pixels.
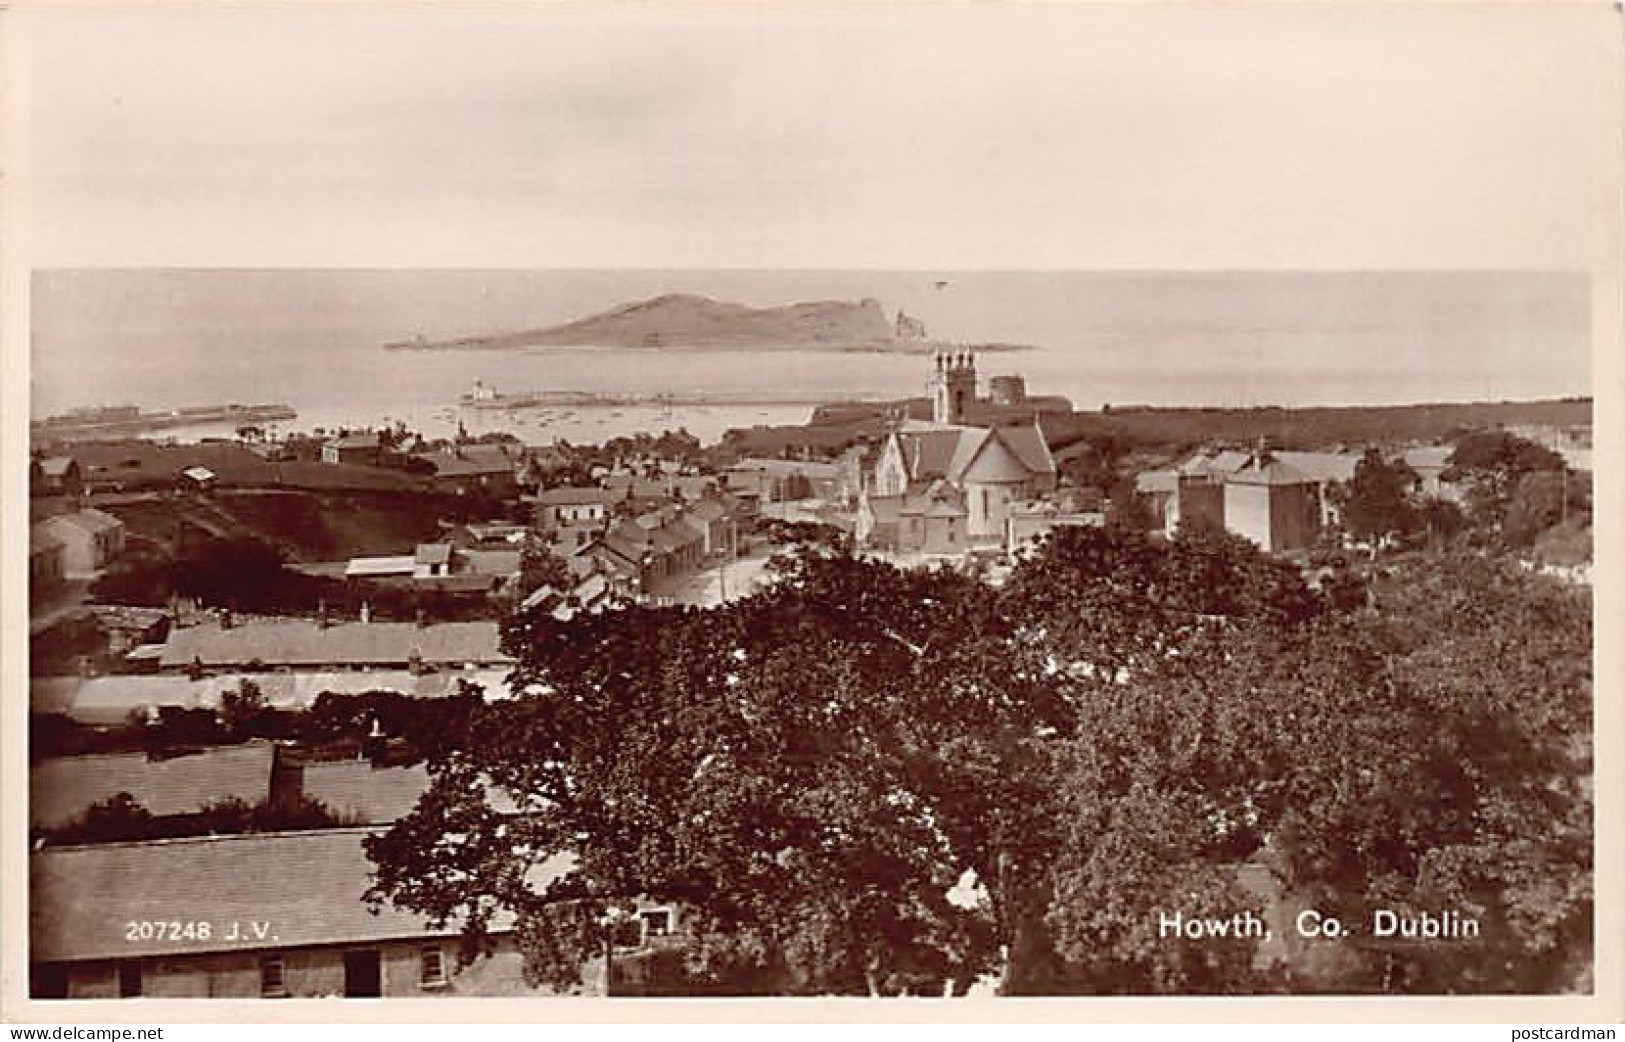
left=117, top=959, right=142, bottom=998
left=259, top=956, right=287, bottom=998
left=419, top=946, right=447, bottom=989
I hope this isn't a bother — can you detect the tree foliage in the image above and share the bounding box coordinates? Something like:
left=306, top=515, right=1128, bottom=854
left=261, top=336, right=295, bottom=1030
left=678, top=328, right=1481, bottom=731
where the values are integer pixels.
left=363, top=523, right=1592, bottom=996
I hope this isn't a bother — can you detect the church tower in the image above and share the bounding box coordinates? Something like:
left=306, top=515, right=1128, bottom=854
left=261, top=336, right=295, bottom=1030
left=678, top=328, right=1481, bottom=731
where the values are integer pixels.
left=931, top=351, right=977, bottom=426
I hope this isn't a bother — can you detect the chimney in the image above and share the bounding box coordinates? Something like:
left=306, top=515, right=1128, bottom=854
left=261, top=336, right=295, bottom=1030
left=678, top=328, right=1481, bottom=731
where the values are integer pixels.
left=359, top=601, right=372, bottom=625
left=415, top=607, right=427, bottom=629
left=317, top=599, right=330, bottom=629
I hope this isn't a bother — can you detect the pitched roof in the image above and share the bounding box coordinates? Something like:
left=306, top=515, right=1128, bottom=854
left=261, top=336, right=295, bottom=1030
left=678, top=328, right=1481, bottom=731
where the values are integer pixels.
left=344, top=556, right=416, bottom=578
left=901, top=479, right=967, bottom=517
left=37, top=669, right=515, bottom=725
left=299, top=762, right=525, bottom=824
left=414, top=543, right=452, bottom=566
left=1228, top=455, right=1315, bottom=487
left=896, top=430, right=963, bottom=482
left=990, top=423, right=1056, bottom=476
left=1135, top=469, right=1179, bottom=494
left=31, top=828, right=576, bottom=961
left=299, top=762, right=431, bottom=825
left=862, top=494, right=904, bottom=524
left=1273, top=450, right=1360, bottom=484
left=41, top=508, right=123, bottom=538
left=729, top=458, right=843, bottom=479
left=413, top=445, right=516, bottom=478
left=1177, top=449, right=1251, bottom=478
left=157, top=620, right=511, bottom=669
left=532, top=485, right=618, bottom=506
left=686, top=499, right=728, bottom=523
left=39, top=456, right=78, bottom=477
left=32, top=742, right=277, bottom=831
left=461, top=549, right=522, bottom=577
left=1401, top=445, right=1454, bottom=470
left=326, top=433, right=381, bottom=450
left=954, top=428, right=1047, bottom=484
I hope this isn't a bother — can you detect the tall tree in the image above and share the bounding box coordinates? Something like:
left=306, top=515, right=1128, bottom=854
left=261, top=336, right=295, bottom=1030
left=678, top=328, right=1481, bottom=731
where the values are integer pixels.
left=1334, top=449, right=1421, bottom=548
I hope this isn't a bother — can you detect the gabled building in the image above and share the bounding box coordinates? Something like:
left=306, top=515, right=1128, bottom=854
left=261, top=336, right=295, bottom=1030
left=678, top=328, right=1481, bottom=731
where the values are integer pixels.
left=36, top=508, right=126, bottom=578
left=30, top=828, right=575, bottom=998
left=31, top=455, right=82, bottom=498
left=1136, top=446, right=1364, bottom=554
left=156, top=619, right=512, bottom=673
left=529, top=485, right=618, bottom=528
left=871, top=421, right=1057, bottom=543
left=30, top=533, right=67, bottom=603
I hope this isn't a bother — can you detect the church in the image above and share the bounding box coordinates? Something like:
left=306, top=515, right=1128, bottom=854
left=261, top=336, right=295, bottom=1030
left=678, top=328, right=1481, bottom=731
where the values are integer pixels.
left=858, top=352, right=1057, bottom=554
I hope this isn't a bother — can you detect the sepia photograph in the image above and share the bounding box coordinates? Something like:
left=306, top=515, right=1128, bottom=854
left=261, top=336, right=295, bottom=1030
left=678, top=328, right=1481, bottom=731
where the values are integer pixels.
left=3, top=0, right=1619, bottom=1021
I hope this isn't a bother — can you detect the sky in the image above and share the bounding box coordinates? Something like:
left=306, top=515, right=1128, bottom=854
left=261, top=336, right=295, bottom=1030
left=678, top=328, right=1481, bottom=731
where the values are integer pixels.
left=15, top=2, right=1620, bottom=271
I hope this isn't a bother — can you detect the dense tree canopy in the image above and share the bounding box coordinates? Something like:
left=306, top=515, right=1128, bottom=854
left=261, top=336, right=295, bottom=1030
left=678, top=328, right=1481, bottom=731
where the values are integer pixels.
left=364, top=523, right=1593, bottom=996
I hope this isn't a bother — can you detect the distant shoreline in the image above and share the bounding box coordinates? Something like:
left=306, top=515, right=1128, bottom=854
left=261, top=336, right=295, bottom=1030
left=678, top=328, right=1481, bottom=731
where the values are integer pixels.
left=382, top=337, right=1035, bottom=354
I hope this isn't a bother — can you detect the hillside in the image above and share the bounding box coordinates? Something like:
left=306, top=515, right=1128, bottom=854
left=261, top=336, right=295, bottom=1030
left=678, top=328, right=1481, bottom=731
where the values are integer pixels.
left=387, top=294, right=902, bottom=351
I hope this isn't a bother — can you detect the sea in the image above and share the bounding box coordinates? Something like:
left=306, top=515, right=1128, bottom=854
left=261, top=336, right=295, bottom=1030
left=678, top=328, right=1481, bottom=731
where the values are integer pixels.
left=30, top=269, right=1591, bottom=447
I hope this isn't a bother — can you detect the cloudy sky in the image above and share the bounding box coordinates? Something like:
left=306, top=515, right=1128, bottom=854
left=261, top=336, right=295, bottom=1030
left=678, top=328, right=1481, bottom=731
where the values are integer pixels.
left=18, top=2, right=1618, bottom=270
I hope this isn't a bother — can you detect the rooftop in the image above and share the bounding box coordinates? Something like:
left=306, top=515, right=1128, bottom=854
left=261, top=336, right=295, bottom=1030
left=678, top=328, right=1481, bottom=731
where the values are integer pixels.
left=31, top=828, right=576, bottom=961
left=31, top=742, right=277, bottom=831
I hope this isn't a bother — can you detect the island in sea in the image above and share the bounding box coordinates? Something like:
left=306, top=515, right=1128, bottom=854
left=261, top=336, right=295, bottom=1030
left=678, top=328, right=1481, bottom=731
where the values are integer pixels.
left=382, top=294, right=1032, bottom=354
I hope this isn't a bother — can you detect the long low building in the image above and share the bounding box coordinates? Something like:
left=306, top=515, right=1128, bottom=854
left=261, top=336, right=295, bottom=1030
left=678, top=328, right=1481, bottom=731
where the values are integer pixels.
left=157, top=619, right=512, bottom=671
left=32, top=742, right=278, bottom=832
left=33, top=669, right=516, bottom=725
left=31, top=828, right=576, bottom=998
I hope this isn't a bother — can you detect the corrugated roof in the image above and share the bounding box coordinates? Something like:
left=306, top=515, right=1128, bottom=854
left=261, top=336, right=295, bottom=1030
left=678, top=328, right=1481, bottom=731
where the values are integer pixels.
left=31, top=828, right=576, bottom=961
left=32, top=742, right=276, bottom=830
left=157, top=620, right=510, bottom=669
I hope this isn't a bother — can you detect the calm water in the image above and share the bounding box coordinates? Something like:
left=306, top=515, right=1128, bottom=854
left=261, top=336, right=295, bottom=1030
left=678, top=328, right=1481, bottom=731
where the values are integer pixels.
left=31, top=270, right=1590, bottom=445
